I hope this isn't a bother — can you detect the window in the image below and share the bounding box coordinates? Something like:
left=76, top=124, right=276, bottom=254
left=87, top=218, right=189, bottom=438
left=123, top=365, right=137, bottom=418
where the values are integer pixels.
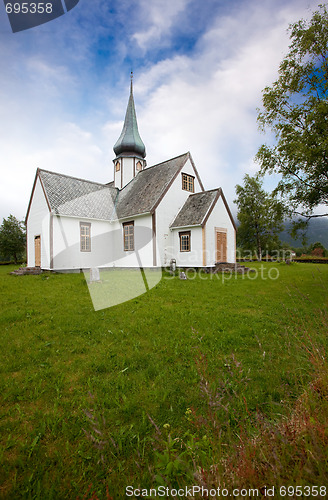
left=123, top=221, right=134, bottom=251
left=182, top=173, right=194, bottom=192
left=115, top=161, right=121, bottom=172
left=179, top=231, right=191, bottom=252
left=136, top=161, right=142, bottom=172
left=80, top=222, right=91, bottom=252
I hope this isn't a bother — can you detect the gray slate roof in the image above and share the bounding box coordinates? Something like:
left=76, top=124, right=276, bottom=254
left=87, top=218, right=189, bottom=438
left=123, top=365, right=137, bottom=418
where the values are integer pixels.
left=115, top=153, right=190, bottom=219
left=32, top=152, right=192, bottom=222
left=39, top=170, right=118, bottom=220
left=170, top=189, right=220, bottom=228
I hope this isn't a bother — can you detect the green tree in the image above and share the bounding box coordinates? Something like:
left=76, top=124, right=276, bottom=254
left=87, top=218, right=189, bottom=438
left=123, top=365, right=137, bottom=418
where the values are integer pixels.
left=310, top=241, right=327, bottom=256
left=234, top=175, right=285, bottom=259
left=256, top=4, right=328, bottom=223
left=0, top=215, right=26, bottom=263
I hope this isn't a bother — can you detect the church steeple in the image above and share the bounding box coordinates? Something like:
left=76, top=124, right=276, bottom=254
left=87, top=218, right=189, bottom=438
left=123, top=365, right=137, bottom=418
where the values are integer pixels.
left=113, top=74, right=146, bottom=189
left=113, top=74, right=146, bottom=159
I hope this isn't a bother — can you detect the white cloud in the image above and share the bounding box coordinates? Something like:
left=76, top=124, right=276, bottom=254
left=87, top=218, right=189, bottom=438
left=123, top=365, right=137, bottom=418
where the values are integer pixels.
left=25, top=57, right=76, bottom=92
left=134, top=0, right=320, bottom=208
left=132, top=0, right=192, bottom=50
left=0, top=122, right=106, bottom=221
left=0, top=0, right=322, bottom=224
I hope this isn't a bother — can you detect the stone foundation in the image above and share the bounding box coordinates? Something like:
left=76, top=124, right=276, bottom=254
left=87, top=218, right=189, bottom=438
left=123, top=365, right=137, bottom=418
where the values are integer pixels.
left=10, top=267, right=43, bottom=276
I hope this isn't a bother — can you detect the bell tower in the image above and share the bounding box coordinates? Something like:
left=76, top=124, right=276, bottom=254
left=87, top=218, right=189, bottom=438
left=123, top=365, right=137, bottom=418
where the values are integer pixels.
left=113, top=74, right=146, bottom=189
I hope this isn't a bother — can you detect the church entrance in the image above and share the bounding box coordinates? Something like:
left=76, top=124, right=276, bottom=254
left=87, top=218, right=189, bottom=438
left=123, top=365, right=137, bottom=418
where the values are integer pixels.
left=215, top=229, right=227, bottom=262
left=34, top=235, right=41, bottom=267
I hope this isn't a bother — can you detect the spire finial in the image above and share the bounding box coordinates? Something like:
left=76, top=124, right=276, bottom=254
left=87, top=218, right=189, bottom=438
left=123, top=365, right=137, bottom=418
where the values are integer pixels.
left=130, top=71, right=133, bottom=93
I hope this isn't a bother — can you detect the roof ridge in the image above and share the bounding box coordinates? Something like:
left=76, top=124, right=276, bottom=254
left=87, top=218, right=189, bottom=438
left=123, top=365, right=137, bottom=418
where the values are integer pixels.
left=189, top=188, right=221, bottom=197
left=147, top=151, right=189, bottom=170
left=38, top=168, right=112, bottom=188
left=118, top=151, right=189, bottom=193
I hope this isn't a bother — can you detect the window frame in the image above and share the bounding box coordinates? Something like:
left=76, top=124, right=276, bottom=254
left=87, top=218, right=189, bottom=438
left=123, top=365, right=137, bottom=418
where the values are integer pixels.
left=80, top=222, right=91, bottom=252
left=182, top=173, right=195, bottom=193
left=123, top=221, right=134, bottom=251
left=179, top=231, right=191, bottom=252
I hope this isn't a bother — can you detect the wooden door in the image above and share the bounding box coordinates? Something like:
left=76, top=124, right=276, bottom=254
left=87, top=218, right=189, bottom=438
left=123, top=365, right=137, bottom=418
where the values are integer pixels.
left=34, top=235, right=41, bottom=267
left=216, top=231, right=227, bottom=262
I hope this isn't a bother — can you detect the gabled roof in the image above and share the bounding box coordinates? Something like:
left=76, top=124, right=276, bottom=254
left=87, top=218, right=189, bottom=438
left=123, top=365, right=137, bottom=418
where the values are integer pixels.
left=170, top=189, right=220, bottom=228
left=170, top=188, right=237, bottom=230
left=26, top=151, right=206, bottom=223
left=26, top=169, right=118, bottom=222
left=53, top=186, right=117, bottom=220
left=115, top=152, right=195, bottom=219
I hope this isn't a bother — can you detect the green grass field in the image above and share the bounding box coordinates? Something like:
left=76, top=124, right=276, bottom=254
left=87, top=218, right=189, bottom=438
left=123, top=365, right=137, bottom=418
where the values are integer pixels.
left=0, top=263, right=327, bottom=498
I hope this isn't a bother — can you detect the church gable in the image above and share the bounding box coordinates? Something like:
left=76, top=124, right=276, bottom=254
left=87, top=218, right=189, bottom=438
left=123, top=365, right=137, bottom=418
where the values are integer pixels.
left=26, top=169, right=118, bottom=222
left=25, top=174, right=52, bottom=269
left=26, top=169, right=50, bottom=225
left=170, top=189, right=220, bottom=228
left=115, top=152, right=191, bottom=219
left=170, top=188, right=236, bottom=231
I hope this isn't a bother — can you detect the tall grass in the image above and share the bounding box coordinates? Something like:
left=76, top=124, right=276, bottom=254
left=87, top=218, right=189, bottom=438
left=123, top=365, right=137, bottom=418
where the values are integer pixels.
left=147, top=280, right=328, bottom=497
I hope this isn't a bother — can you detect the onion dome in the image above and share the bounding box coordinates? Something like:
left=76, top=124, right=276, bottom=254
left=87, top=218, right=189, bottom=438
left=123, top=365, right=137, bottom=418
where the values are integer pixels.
left=113, top=78, right=146, bottom=159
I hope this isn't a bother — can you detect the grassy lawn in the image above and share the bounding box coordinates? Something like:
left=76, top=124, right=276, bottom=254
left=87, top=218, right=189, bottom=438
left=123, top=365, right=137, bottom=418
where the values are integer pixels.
left=0, top=263, right=327, bottom=498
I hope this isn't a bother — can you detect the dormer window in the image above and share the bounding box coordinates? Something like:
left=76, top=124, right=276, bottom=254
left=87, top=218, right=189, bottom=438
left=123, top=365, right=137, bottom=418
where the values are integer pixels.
left=136, top=161, right=142, bottom=172
left=182, top=173, right=194, bottom=192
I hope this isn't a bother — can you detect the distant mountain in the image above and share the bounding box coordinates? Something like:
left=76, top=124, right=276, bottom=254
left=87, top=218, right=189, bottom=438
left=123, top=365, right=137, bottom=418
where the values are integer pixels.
left=280, top=217, right=328, bottom=248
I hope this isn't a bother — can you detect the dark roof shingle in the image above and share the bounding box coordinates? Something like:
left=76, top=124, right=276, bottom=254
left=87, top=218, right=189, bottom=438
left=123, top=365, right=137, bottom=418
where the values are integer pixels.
left=115, top=153, right=189, bottom=219
left=39, top=170, right=118, bottom=220
left=33, top=152, right=195, bottom=221
left=170, top=189, right=220, bottom=228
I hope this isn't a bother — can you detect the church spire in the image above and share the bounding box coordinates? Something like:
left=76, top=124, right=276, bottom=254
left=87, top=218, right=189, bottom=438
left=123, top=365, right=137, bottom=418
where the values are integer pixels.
left=113, top=74, right=146, bottom=159
left=113, top=76, right=147, bottom=189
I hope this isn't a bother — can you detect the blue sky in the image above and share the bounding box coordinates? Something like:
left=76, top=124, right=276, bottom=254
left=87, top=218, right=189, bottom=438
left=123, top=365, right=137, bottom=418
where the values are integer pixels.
left=0, top=0, right=321, bottom=223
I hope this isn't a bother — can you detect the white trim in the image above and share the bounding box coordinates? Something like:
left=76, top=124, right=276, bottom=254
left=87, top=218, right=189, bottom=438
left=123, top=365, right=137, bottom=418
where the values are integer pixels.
left=170, top=224, right=202, bottom=230
left=52, top=213, right=110, bottom=223
left=51, top=211, right=151, bottom=223
left=115, top=212, right=151, bottom=222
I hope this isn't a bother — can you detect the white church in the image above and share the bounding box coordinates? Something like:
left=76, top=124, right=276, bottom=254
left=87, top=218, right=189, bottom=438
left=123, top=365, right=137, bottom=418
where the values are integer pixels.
left=26, top=81, right=236, bottom=272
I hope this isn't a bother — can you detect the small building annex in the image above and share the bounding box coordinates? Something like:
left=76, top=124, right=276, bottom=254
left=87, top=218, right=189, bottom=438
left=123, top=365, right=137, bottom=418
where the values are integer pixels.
left=26, top=82, right=236, bottom=271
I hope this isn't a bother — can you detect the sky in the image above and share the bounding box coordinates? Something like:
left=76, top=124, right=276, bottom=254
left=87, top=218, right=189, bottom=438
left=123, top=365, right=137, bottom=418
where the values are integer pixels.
left=0, top=0, right=322, bottom=223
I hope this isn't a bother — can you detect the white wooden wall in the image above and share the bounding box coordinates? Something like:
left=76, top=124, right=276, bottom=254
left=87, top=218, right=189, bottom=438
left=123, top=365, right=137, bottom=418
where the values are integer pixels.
left=26, top=178, right=50, bottom=268
left=51, top=213, right=154, bottom=270
left=156, top=158, right=203, bottom=267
